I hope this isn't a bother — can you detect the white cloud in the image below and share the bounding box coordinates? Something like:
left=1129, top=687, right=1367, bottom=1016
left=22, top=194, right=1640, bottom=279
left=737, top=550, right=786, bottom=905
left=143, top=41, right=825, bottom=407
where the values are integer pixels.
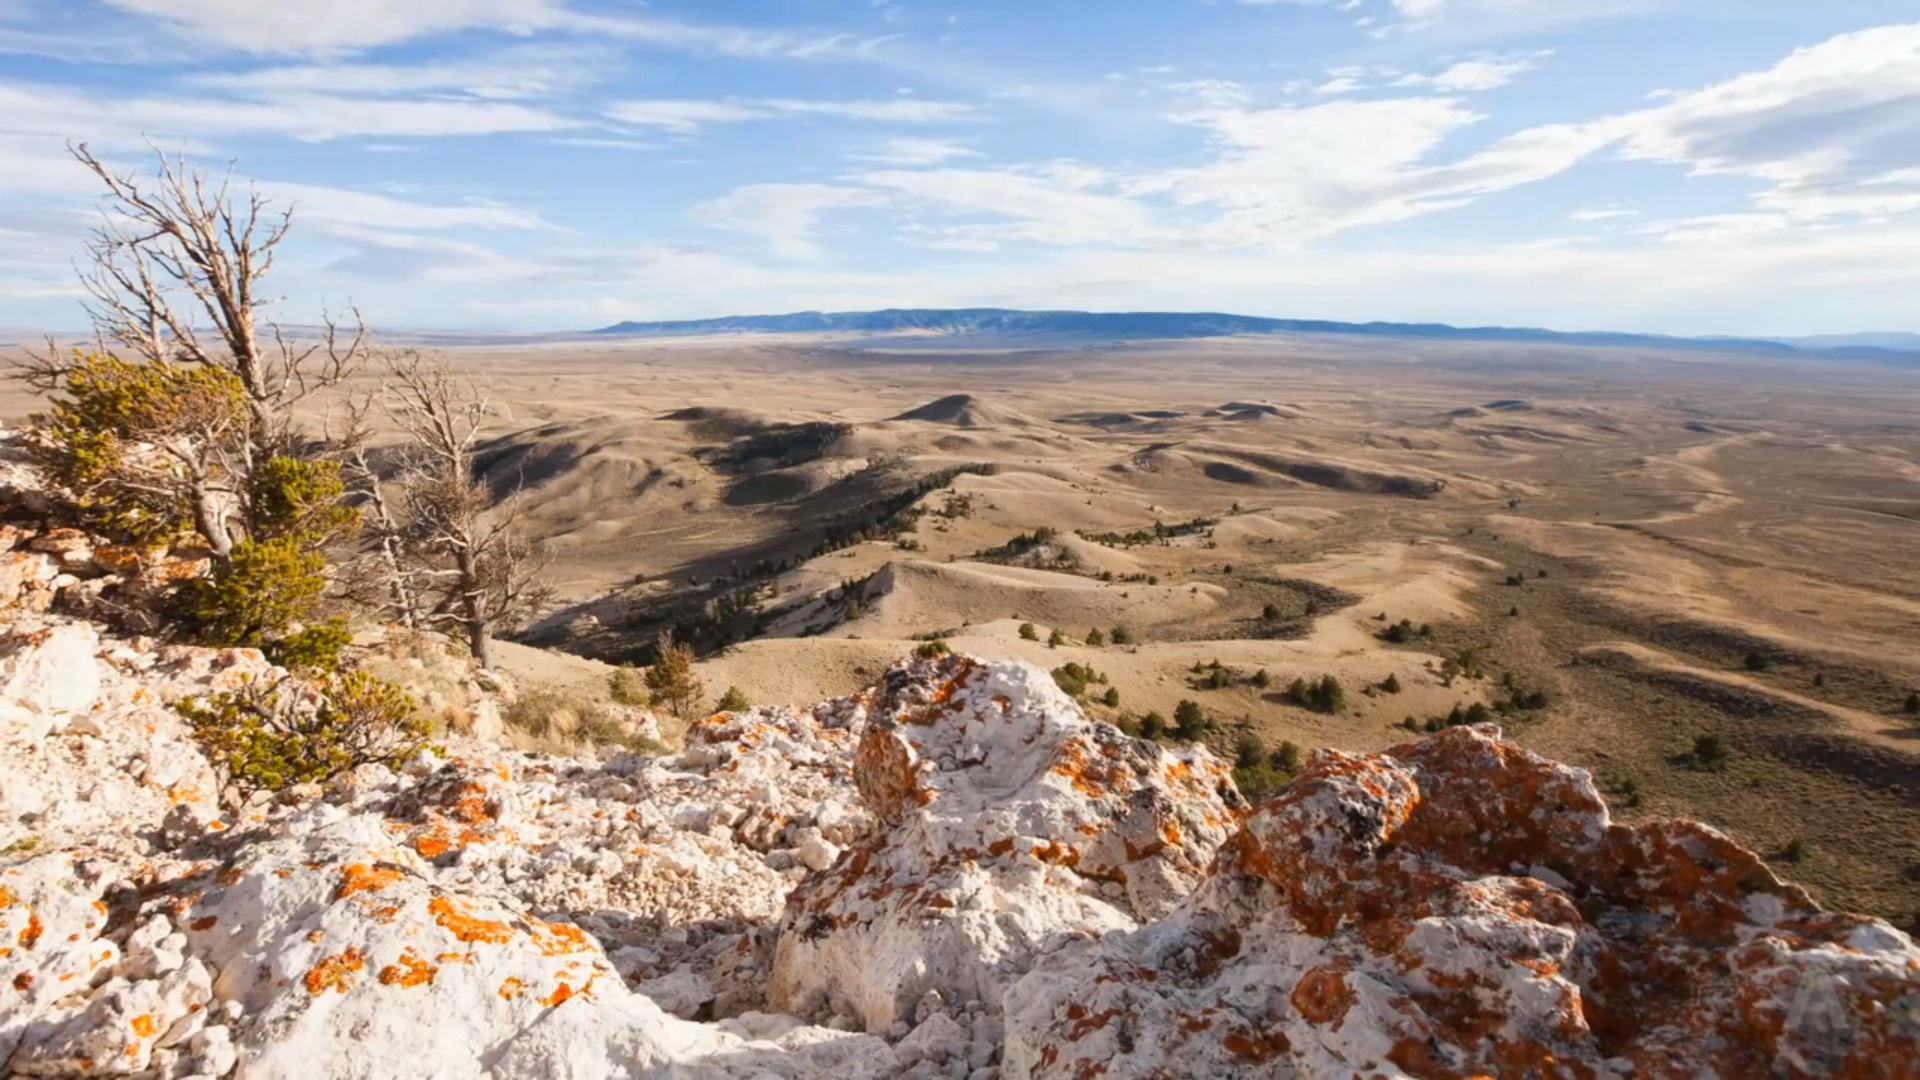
left=87, top=0, right=858, bottom=60
left=1392, top=0, right=1539, bottom=28
left=765, top=99, right=978, bottom=123
left=1385, top=0, right=1643, bottom=37
left=851, top=163, right=1163, bottom=248
left=0, top=79, right=578, bottom=150
left=1314, top=75, right=1365, bottom=96
left=855, top=138, right=983, bottom=166
left=1160, top=79, right=1252, bottom=108
left=1569, top=205, right=1640, bottom=222
left=690, top=184, right=881, bottom=259
left=1613, top=22, right=1920, bottom=223
left=97, top=0, right=564, bottom=53
left=1234, top=0, right=1362, bottom=8
left=601, top=101, right=770, bottom=135
left=606, top=98, right=979, bottom=134
left=263, top=183, right=551, bottom=232
left=183, top=46, right=606, bottom=99
left=1147, top=96, right=1499, bottom=241
left=312, top=222, right=513, bottom=281
left=1394, top=53, right=1544, bottom=92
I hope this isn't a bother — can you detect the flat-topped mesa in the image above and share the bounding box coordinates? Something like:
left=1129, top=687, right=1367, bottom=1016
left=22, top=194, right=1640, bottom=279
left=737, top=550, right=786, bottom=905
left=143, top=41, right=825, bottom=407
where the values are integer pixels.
left=770, top=655, right=1250, bottom=1033
left=1003, top=726, right=1920, bottom=1079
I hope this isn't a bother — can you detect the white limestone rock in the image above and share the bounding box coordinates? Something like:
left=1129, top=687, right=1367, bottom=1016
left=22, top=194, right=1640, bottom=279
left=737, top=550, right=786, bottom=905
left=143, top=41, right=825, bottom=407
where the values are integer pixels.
left=0, top=622, right=102, bottom=733
left=1, top=854, right=122, bottom=1065
left=154, top=806, right=893, bottom=1079
left=769, top=656, right=1244, bottom=1034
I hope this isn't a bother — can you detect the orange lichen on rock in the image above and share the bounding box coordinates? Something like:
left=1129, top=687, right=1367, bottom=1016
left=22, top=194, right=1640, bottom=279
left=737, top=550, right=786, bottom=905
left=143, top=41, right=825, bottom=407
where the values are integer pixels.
left=853, top=726, right=922, bottom=825
left=1030, top=840, right=1081, bottom=869
left=1289, top=966, right=1355, bottom=1027
left=18, top=911, right=43, bottom=949
left=1047, top=739, right=1112, bottom=799
left=1222, top=1028, right=1292, bottom=1064
left=129, top=1014, right=159, bottom=1038
left=497, top=977, right=526, bottom=1000
left=377, top=949, right=439, bottom=989
left=530, top=919, right=594, bottom=957
left=428, top=895, right=515, bottom=945
left=1003, top=725, right=1920, bottom=1079
left=303, top=948, right=367, bottom=996
left=412, top=831, right=453, bottom=859
left=335, top=862, right=406, bottom=900
left=189, top=916, right=217, bottom=932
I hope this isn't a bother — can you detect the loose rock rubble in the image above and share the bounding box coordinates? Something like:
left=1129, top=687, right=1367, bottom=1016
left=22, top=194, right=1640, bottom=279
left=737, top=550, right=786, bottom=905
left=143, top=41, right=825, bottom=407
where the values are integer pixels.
left=0, top=444, right=1915, bottom=1076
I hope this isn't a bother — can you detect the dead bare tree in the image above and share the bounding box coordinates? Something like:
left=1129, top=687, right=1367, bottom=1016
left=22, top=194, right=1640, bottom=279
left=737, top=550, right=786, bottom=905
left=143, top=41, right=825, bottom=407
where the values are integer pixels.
left=331, top=392, right=423, bottom=628
left=18, top=143, right=374, bottom=562
left=57, top=142, right=370, bottom=438
left=376, top=351, right=551, bottom=668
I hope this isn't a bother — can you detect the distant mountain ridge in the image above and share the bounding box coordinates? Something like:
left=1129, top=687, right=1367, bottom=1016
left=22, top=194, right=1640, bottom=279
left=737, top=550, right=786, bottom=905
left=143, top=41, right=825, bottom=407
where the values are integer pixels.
left=591, top=308, right=1919, bottom=361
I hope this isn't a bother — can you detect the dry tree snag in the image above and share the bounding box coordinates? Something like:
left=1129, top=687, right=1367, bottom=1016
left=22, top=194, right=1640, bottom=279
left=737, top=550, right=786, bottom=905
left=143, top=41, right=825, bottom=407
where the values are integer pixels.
left=17, top=143, right=372, bottom=563
left=65, top=142, right=369, bottom=439
left=373, top=351, right=551, bottom=669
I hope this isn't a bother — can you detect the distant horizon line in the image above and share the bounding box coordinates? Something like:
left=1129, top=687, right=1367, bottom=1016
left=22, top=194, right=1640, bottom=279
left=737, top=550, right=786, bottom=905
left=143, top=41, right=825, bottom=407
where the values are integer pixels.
left=8, top=306, right=1918, bottom=352
left=582, top=307, right=1920, bottom=361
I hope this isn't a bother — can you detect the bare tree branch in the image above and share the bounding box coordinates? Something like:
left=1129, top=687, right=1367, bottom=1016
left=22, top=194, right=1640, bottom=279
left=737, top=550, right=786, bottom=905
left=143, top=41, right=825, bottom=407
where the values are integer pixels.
left=367, top=350, right=551, bottom=666
left=57, top=141, right=370, bottom=432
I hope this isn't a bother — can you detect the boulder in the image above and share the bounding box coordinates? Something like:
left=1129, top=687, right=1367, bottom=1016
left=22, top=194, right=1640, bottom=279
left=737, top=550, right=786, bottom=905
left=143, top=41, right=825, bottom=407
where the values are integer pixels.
left=769, top=656, right=1244, bottom=1033
left=1001, top=726, right=1920, bottom=1078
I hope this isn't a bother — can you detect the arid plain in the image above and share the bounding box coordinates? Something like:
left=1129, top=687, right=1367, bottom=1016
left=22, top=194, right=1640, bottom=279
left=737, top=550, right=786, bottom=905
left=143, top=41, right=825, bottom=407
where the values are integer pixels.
left=11, top=329, right=1920, bottom=923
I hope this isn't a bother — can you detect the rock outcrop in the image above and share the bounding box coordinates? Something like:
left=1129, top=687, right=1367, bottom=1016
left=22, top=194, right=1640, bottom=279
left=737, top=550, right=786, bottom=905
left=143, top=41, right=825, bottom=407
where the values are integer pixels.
left=770, top=658, right=1242, bottom=1034
left=0, top=453, right=1915, bottom=1077
left=1002, top=730, right=1920, bottom=1078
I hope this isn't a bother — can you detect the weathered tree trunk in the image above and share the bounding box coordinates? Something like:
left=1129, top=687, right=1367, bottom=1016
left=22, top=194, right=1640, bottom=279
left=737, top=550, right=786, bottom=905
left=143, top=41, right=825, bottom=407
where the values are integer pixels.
left=467, top=620, right=494, bottom=671
left=363, top=475, right=418, bottom=628
left=455, top=544, right=493, bottom=669
left=381, top=536, right=417, bottom=630
left=192, top=484, right=234, bottom=560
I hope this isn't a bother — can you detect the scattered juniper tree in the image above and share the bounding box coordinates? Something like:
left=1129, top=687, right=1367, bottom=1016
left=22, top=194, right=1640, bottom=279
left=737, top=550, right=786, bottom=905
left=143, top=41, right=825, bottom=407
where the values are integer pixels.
left=1691, top=733, right=1730, bottom=772
left=27, top=145, right=436, bottom=797
left=1173, top=699, right=1212, bottom=740
left=23, top=145, right=367, bottom=660
left=645, top=632, right=705, bottom=720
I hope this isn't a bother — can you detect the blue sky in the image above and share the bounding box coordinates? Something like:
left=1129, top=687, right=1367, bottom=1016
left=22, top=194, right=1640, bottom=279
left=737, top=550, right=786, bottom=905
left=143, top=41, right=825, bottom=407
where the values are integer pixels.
left=1, top=1, right=1918, bottom=335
